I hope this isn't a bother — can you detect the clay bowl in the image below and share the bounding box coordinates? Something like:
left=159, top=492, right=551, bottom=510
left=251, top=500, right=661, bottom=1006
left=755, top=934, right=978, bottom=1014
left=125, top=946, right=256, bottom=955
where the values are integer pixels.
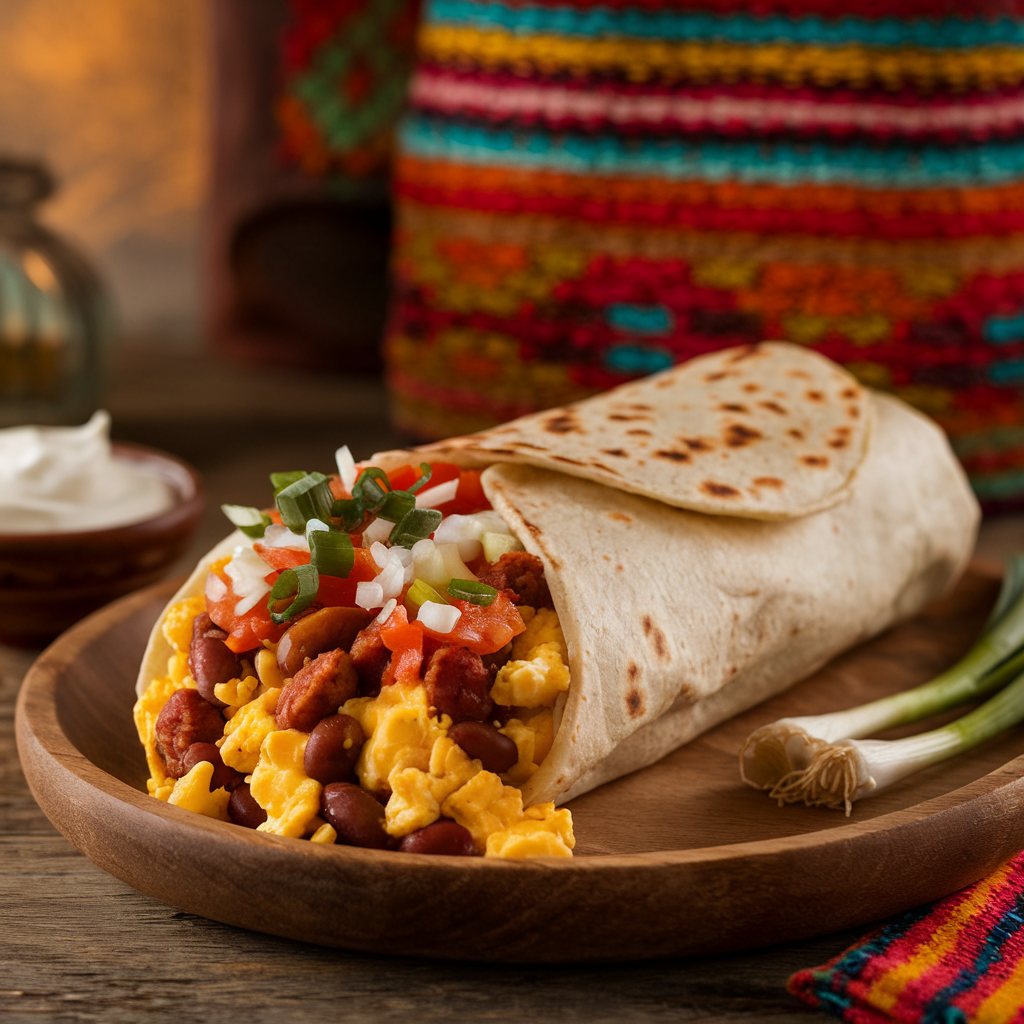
left=0, top=442, right=204, bottom=647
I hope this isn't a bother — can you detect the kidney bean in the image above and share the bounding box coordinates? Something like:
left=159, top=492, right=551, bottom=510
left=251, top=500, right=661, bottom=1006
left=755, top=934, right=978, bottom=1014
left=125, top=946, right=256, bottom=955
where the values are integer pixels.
left=424, top=646, right=492, bottom=723
left=276, top=606, right=373, bottom=679
left=476, top=552, right=553, bottom=608
left=276, top=648, right=359, bottom=732
left=227, top=783, right=268, bottom=829
left=181, top=742, right=245, bottom=792
left=398, top=820, right=477, bottom=856
left=321, top=782, right=391, bottom=849
left=303, top=714, right=364, bottom=785
left=188, top=613, right=240, bottom=708
left=448, top=721, right=519, bottom=774
left=155, top=689, right=226, bottom=778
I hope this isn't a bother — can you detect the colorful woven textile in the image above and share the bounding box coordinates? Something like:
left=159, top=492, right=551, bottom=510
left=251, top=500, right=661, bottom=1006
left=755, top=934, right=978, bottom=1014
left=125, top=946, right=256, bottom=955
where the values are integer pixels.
left=790, top=851, right=1024, bottom=1024
left=277, top=0, right=420, bottom=178
left=386, top=0, right=1024, bottom=503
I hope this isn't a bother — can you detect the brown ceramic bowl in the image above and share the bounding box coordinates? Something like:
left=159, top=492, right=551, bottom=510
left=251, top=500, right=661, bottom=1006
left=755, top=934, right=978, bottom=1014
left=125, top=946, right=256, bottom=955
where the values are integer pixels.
left=0, top=442, right=204, bottom=647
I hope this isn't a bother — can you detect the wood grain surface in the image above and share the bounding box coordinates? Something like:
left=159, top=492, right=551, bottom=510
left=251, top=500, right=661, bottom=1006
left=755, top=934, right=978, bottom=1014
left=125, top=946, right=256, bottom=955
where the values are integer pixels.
left=3, top=346, right=1023, bottom=1020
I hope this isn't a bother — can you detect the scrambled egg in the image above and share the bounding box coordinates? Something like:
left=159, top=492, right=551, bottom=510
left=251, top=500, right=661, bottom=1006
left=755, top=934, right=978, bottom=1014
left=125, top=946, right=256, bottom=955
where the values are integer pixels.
left=250, top=729, right=323, bottom=838
left=167, top=761, right=231, bottom=821
left=137, top=595, right=576, bottom=858
left=491, top=607, right=570, bottom=708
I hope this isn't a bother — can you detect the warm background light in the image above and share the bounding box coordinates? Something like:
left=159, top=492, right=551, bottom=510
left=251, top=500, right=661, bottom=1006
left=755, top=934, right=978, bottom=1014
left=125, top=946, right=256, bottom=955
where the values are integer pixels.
left=0, top=0, right=207, bottom=345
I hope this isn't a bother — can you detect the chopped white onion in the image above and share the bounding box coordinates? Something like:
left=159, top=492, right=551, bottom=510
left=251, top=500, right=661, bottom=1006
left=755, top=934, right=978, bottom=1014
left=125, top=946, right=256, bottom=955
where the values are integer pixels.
left=433, top=510, right=513, bottom=561
left=377, top=558, right=405, bottom=601
left=335, top=445, right=357, bottom=493
left=389, top=544, right=416, bottom=584
left=204, top=572, right=228, bottom=603
left=417, top=601, right=462, bottom=634
left=305, top=518, right=330, bottom=539
left=355, top=580, right=385, bottom=610
left=415, top=479, right=459, bottom=509
left=362, top=517, right=392, bottom=547
left=374, top=597, right=398, bottom=625
left=224, top=546, right=274, bottom=616
left=370, top=541, right=391, bottom=569
left=412, top=538, right=435, bottom=558
left=261, top=523, right=309, bottom=551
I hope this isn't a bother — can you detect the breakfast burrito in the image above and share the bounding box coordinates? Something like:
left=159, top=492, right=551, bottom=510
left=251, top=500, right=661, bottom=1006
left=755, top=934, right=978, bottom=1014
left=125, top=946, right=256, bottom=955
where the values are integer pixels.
left=135, top=343, right=979, bottom=857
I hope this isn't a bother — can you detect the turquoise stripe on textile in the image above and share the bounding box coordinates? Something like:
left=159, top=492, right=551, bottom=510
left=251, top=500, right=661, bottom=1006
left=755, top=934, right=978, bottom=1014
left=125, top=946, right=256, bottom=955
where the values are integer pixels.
left=425, top=0, right=1024, bottom=48
left=401, top=116, right=1024, bottom=187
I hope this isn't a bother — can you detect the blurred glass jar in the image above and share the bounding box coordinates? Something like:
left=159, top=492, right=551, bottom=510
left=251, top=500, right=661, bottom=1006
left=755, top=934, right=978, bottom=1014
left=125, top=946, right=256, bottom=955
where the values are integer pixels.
left=0, top=159, right=112, bottom=427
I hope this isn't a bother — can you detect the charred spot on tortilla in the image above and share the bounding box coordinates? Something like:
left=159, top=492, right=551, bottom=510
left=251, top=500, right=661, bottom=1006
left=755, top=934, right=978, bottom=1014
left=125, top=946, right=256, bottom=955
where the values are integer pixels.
left=726, top=344, right=761, bottom=363
left=544, top=412, right=581, bottom=434
left=642, top=615, right=653, bottom=636
left=801, top=455, right=829, bottom=467
left=608, top=512, right=632, bottom=523
left=719, top=403, right=749, bottom=414
left=701, top=480, right=741, bottom=498
left=552, top=455, right=587, bottom=467
left=627, top=662, right=640, bottom=682
left=600, top=448, right=628, bottom=457
left=788, top=428, right=805, bottom=440
left=589, top=460, right=621, bottom=474
left=508, top=441, right=549, bottom=451
left=724, top=424, right=762, bottom=447
left=626, top=688, right=645, bottom=719
left=650, top=627, right=669, bottom=661
left=488, top=448, right=517, bottom=455
left=753, top=476, right=785, bottom=488
left=841, top=387, right=859, bottom=399
left=655, top=449, right=690, bottom=462
left=518, top=516, right=563, bottom=570
left=704, top=371, right=729, bottom=382
left=848, top=405, right=861, bottom=419
left=608, top=413, right=651, bottom=422
left=626, top=429, right=652, bottom=436
left=787, top=369, right=811, bottom=379
left=806, top=390, right=825, bottom=402
left=758, top=401, right=787, bottom=415
left=742, top=383, right=761, bottom=393
left=682, top=437, right=712, bottom=451
left=626, top=403, right=653, bottom=411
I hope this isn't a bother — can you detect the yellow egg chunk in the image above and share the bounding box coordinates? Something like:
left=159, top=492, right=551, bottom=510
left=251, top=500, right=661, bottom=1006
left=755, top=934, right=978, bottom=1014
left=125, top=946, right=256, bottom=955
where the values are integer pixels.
left=167, top=761, right=231, bottom=821
left=342, top=684, right=451, bottom=796
left=251, top=729, right=323, bottom=838
left=511, top=607, right=566, bottom=661
left=214, top=674, right=261, bottom=718
left=162, top=596, right=205, bottom=654
left=486, top=806, right=575, bottom=859
left=386, top=736, right=481, bottom=836
left=441, top=770, right=525, bottom=850
left=491, top=644, right=570, bottom=709
left=308, top=820, right=337, bottom=844
left=499, top=710, right=554, bottom=788
left=134, top=674, right=189, bottom=797
left=220, top=687, right=281, bottom=774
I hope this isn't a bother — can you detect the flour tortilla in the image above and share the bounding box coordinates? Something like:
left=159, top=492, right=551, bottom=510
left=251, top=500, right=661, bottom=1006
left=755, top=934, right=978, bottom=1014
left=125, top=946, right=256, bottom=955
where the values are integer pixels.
left=410, top=342, right=871, bottom=520
left=138, top=350, right=977, bottom=809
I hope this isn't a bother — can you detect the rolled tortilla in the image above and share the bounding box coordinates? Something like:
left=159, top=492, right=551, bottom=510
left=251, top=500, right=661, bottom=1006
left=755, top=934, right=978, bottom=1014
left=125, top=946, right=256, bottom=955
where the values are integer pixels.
left=138, top=347, right=978, bottom=811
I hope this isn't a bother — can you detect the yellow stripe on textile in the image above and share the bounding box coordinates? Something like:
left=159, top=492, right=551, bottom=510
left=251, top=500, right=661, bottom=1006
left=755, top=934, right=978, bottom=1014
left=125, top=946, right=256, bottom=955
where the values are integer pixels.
left=419, top=25, right=1024, bottom=91
left=865, top=862, right=1017, bottom=1015
left=973, top=955, right=1024, bottom=1024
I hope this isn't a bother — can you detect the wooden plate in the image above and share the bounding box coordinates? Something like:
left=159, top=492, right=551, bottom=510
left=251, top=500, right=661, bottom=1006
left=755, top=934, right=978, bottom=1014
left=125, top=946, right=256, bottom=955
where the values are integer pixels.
left=16, top=568, right=1024, bottom=963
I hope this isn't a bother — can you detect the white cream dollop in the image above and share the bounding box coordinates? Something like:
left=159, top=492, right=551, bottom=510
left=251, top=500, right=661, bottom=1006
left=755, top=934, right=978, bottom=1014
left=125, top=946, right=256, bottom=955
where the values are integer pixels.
left=0, top=411, right=174, bottom=534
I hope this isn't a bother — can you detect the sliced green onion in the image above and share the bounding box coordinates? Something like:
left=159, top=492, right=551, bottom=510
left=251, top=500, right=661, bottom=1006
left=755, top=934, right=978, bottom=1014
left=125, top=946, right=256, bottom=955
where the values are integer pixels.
left=221, top=504, right=272, bottom=539
left=407, top=463, right=434, bottom=495
left=270, top=470, right=308, bottom=497
left=447, top=578, right=498, bottom=606
left=267, top=564, right=319, bottom=625
left=275, top=472, right=335, bottom=532
left=309, top=529, right=354, bottom=578
left=352, top=468, right=391, bottom=514
left=741, top=554, right=1024, bottom=811
left=331, top=497, right=364, bottom=532
left=407, top=578, right=448, bottom=609
left=389, top=508, right=442, bottom=548
left=377, top=489, right=416, bottom=524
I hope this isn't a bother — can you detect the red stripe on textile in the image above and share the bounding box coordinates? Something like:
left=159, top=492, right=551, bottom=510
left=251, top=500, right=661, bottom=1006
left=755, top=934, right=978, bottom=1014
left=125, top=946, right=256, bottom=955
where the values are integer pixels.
left=395, top=180, right=1024, bottom=240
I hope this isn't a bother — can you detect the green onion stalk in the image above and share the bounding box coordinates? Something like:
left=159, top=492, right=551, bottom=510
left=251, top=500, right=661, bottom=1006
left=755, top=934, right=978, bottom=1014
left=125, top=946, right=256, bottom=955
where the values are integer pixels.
left=740, top=555, right=1024, bottom=812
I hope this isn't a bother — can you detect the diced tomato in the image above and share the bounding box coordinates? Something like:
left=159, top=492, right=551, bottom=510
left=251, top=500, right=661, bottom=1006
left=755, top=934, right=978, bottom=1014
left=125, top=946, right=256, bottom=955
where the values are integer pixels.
left=253, top=543, right=310, bottom=571
left=386, top=461, right=461, bottom=495
left=205, top=567, right=286, bottom=653
left=420, top=590, right=524, bottom=655
left=267, top=509, right=282, bottom=525
left=380, top=605, right=423, bottom=684
left=434, top=469, right=490, bottom=516
left=328, top=475, right=349, bottom=500
left=311, top=548, right=381, bottom=608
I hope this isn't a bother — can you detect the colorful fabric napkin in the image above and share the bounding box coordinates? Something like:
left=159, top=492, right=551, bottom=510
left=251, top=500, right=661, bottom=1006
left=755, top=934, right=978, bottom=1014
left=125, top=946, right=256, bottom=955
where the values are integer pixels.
left=790, top=851, right=1024, bottom=1023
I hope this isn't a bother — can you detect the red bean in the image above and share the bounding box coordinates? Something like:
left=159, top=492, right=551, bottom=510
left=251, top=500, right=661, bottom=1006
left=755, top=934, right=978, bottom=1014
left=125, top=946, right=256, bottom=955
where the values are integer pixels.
left=227, top=783, right=267, bottom=829
left=189, top=613, right=240, bottom=708
left=303, top=714, right=364, bottom=785
left=398, top=820, right=477, bottom=856
left=321, top=782, right=390, bottom=849
left=181, top=742, right=245, bottom=792
left=448, top=721, right=519, bottom=774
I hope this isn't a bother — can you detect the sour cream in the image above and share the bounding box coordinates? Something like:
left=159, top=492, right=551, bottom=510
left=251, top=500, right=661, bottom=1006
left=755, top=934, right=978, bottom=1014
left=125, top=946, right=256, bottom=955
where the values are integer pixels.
left=0, top=410, right=174, bottom=533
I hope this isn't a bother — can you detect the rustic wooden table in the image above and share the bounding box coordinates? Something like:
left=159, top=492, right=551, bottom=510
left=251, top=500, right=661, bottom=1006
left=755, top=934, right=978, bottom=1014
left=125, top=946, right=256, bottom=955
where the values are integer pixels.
left=3, top=347, right=1021, bottom=1022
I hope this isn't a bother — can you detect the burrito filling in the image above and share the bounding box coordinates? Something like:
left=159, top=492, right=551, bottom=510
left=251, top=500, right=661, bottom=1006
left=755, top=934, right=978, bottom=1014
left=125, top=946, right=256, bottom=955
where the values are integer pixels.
left=134, top=459, right=575, bottom=858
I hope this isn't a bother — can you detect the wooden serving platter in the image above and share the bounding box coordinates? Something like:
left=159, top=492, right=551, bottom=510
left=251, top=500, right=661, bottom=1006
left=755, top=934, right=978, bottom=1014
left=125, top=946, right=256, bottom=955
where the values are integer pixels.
left=16, top=568, right=1024, bottom=963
